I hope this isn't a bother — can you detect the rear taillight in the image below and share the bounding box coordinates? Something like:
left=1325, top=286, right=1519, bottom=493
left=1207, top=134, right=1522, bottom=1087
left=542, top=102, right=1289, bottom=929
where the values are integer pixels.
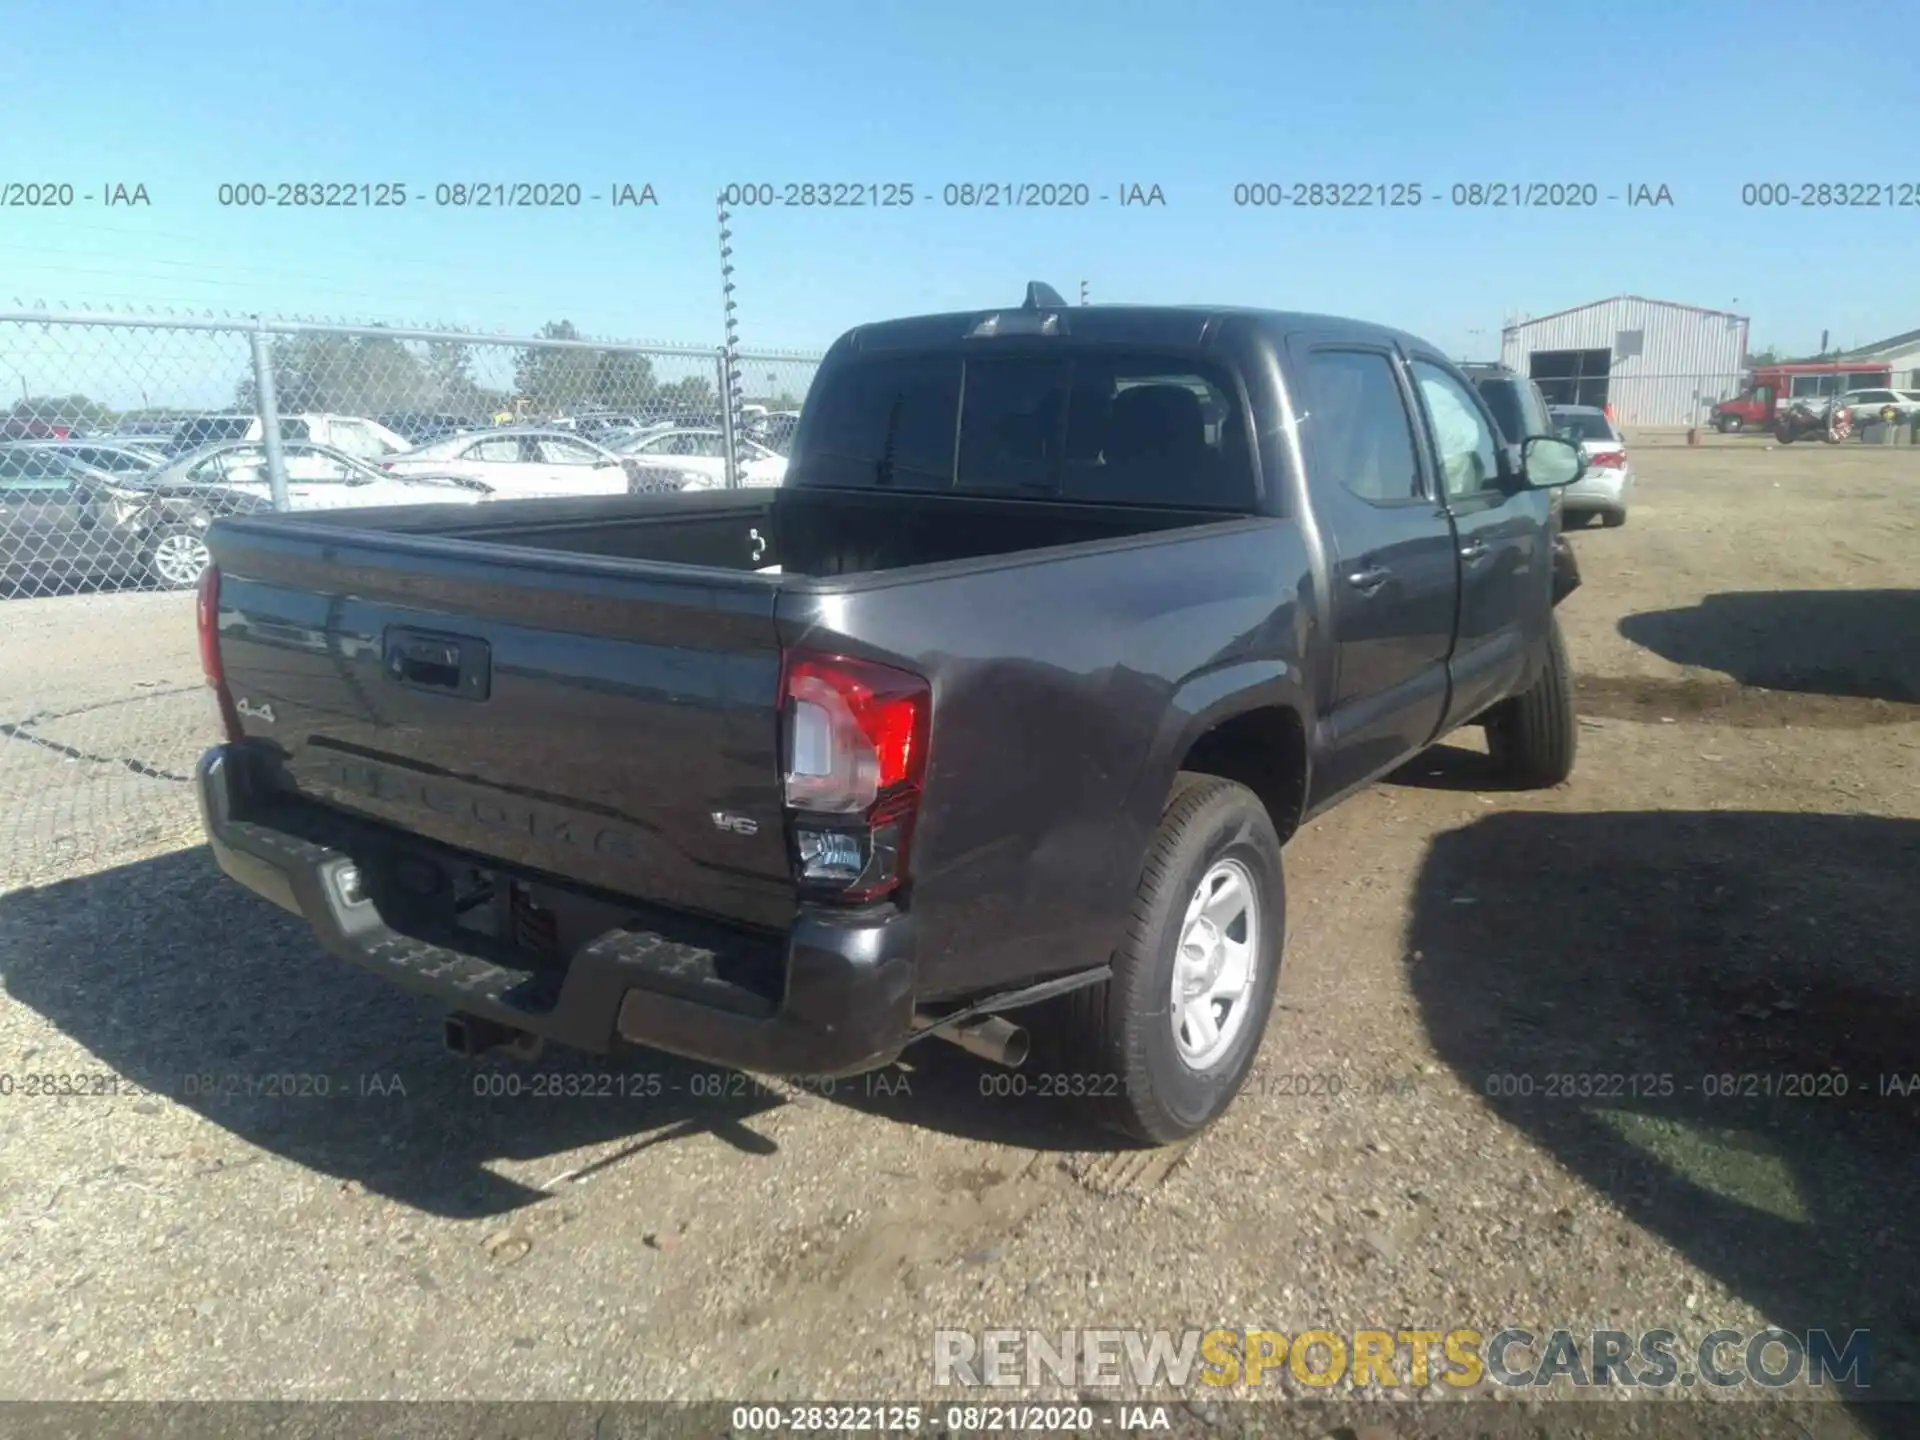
left=197, top=565, right=241, bottom=741
left=780, top=652, right=930, bottom=903
left=1589, top=449, right=1626, bottom=470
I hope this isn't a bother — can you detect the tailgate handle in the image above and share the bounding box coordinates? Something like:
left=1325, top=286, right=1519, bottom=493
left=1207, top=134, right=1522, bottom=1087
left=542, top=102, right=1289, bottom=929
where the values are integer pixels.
left=384, top=628, right=491, bottom=700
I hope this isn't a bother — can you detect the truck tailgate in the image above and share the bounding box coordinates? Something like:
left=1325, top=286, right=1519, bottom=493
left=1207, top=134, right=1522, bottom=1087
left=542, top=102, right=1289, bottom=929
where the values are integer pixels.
left=207, top=523, right=795, bottom=931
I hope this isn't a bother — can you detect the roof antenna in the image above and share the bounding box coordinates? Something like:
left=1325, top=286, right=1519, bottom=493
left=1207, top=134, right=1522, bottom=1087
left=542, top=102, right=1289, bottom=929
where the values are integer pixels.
left=1023, top=282, right=1067, bottom=311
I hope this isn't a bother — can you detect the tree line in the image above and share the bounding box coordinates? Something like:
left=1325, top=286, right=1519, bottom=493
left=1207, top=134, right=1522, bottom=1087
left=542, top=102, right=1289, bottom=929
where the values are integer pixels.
left=7, top=320, right=809, bottom=430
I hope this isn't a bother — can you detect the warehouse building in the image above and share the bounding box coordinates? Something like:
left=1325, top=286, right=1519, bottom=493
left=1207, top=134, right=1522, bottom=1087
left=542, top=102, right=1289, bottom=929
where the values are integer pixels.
left=1499, top=295, right=1750, bottom=427
left=1831, top=327, right=1920, bottom=388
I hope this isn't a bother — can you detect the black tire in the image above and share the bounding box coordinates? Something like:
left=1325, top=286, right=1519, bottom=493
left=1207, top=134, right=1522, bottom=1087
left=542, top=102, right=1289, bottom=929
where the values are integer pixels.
left=1774, top=425, right=1795, bottom=445
left=1601, top=507, right=1627, bottom=528
left=1058, top=773, right=1285, bottom=1145
left=1720, top=414, right=1743, bottom=434
left=1484, top=615, right=1577, bottom=787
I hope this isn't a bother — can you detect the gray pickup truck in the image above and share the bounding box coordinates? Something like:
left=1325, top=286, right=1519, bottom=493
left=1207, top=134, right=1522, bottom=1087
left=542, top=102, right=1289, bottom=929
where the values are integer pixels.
left=193, top=284, right=1588, bottom=1142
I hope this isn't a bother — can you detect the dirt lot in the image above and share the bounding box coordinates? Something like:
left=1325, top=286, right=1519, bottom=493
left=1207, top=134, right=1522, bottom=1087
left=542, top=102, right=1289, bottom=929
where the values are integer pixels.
left=1, top=439, right=1916, bottom=1434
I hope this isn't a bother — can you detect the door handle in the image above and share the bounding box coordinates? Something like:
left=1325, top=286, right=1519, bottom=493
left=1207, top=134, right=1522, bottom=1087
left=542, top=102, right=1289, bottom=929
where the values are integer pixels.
left=1458, top=537, right=1490, bottom=561
left=1346, top=565, right=1392, bottom=594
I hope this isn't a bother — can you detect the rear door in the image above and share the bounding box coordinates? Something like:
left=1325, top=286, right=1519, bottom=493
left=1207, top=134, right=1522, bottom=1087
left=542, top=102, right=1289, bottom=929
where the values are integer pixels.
left=1294, top=344, right=1459, bottom=802
left=1406, top=355, right=1541, bottom=728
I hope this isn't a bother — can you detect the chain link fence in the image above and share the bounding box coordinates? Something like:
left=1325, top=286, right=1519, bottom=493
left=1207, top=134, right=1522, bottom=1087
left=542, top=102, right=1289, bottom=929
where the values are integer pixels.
left=0, top=309, right=821, bottom=890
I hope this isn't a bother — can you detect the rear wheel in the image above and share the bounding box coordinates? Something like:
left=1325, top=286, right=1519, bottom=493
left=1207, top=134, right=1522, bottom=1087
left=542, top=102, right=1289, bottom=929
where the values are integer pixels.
left=1484, top=615, right=1577, bottom=787
left=1720, top=414, right=1743, bottom=434
left=1601, top=507, right=1627, bottom=528
left=1059, top=774, right=1285, bottom=1145
left=144, top=527, right=211, bottom=590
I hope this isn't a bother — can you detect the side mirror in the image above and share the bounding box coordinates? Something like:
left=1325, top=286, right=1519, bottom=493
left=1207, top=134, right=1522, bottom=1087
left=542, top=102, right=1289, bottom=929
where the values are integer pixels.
left=1521, top=434, right=1586, bottom=488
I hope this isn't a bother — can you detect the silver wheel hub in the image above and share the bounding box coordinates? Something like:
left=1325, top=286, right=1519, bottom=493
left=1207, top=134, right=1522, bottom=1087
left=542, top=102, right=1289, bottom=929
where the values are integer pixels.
left=153, top=533, right=210, bottom=586
left=1170, top=857, right=1259, bottom=1071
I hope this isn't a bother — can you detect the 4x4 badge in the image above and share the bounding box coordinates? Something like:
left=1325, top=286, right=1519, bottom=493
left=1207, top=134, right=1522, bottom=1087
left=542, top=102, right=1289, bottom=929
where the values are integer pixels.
left=235, top=697, right=275, bottom=724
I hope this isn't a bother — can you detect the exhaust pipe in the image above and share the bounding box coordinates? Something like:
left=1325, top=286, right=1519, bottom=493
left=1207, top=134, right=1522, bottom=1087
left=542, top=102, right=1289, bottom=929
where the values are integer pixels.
left=914, top=1013, right=1030, bottom=1069
left=444, top=1012, right=544, bottom=1063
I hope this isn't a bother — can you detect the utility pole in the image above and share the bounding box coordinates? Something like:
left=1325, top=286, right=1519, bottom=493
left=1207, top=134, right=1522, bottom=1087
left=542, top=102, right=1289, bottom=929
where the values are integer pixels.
left=1080, top=280, right=1089, bottom=306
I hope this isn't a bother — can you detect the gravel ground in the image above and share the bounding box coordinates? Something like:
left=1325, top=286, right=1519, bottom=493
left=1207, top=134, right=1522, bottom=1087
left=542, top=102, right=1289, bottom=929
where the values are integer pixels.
left=1, top=439, right=1917, bottom=1436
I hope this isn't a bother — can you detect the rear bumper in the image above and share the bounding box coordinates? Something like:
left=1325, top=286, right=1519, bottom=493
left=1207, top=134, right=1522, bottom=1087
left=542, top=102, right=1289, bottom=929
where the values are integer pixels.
left=196, top=745, right=917, bottom=1076
left=1564, top=468, right=1631, bottom=511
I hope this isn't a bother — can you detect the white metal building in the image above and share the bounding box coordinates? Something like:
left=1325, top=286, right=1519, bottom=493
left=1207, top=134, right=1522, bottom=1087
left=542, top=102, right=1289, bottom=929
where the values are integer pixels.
left=1833, top=327, right=1920, bottom=388
left=1499, top=295, right=1750, bottom=426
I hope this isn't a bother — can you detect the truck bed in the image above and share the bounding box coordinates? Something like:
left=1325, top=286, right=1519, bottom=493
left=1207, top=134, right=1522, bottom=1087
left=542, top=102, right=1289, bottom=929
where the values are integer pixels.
left=285, top=485, right=1232, bottom=580
left=204, top=485, right=1276, bottom=988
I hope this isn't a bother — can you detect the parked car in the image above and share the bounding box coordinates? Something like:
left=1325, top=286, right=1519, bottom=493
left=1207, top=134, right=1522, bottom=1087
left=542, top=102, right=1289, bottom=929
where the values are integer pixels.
left=1548, top=404, right=1634, bottom=527
left=612, top=426, right=788, bottom=487
left=1832, top=388, right=1920, bottom=426
left=596, top=420, right=678, bottom=450
left=374, top=412, right=485, bottom=447
left=380, top=426, right=643, bottom=498
left=166, top=413, right=413, bottom=460
left=1, top=448, right=190, bottom=591
left=1, top=418, right=71, bottom=440
left=2, top=439, right=162, bottom=477
left=555, top=411, right=657, bottom=442
left=112, top=440, right=487, bottom=584
left=2, top=442, right=469, bottom=593
left=192, top=283, right=1588, bottom=1144
left=759, top=411, right=803, bottom=455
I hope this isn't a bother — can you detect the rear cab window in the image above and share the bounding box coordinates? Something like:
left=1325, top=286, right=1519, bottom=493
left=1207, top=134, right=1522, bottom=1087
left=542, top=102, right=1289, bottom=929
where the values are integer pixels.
left=1552, top=410, right=1618, bottom=442
left=793, top=348, right=1255, bottom=510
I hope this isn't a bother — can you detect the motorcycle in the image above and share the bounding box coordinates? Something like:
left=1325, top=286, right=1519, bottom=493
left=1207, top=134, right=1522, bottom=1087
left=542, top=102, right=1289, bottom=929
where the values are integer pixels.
left=1772, top=398, right=1847, bottom=445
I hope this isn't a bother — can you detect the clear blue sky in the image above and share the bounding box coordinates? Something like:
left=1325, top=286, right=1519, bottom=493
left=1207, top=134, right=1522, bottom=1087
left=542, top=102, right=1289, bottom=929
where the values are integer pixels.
left=2, top=0, right=1916, bottom=360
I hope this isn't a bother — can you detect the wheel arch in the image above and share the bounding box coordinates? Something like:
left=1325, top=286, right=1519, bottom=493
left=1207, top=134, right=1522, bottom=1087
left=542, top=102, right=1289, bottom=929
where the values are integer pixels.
left=1126, top=661, right=1314, bottom=849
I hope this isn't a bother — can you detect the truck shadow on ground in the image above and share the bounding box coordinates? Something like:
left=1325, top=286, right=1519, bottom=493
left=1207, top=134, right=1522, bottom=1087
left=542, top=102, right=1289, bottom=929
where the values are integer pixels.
left=1409, top=808, right=1920, bottom=1425
left=0, top=847, right=795, bottom=1220
left=0, top=850, right=1118, bottom=1219
left=1619, top=589, right=1920, bottom=705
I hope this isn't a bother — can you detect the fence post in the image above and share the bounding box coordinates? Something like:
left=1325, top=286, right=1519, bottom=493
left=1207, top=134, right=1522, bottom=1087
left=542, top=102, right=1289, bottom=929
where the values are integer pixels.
left=716, top=348, right=740, bottom=490
left=248, top=320, right=291, bottom=512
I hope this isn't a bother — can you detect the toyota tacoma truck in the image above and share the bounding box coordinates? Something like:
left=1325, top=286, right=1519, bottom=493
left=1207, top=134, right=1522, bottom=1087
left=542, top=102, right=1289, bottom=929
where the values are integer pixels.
left=193, top=284, right=1588, bottom=1143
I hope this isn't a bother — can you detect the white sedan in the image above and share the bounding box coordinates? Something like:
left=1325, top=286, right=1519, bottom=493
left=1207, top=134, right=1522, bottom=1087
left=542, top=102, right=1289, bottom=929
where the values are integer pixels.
left=612, top=427, right=788, bottom=488
left=1548, top=405, right=1635, bottom=528
left=381, top=427, right=641, bottom=498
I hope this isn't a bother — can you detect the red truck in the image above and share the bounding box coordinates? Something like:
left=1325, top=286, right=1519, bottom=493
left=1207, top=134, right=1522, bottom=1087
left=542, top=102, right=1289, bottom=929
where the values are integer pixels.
left=1710, top=361, right=1893, bottom=433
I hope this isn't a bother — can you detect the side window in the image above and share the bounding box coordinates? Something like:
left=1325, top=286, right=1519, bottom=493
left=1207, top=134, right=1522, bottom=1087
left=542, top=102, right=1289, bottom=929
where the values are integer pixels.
left=957, top=357, right=1069, bottom=492
left=329, top=421, right=378, bottom=458
left=202, top=447, right=269, bottom=484
left=1059, top=358, right=1252, bottom=508
left=797, top=354, right=964, bottom=491
left=1410, top=361, right=1501, bottom=500
left=1301, top=350, right=1423, bottom=505
left=288, top=447, right=359, bottom=482
left=468, top=437, right=521, bottom=463
left=279, top=419, right=311, bottom=442
left=1522, top=382, right=1554, bottom=439
left=536, top=436, right=601, bottom=464
left=0, top=452, right=76, bottom=493
left=686, top=432, right=729, bottom=459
